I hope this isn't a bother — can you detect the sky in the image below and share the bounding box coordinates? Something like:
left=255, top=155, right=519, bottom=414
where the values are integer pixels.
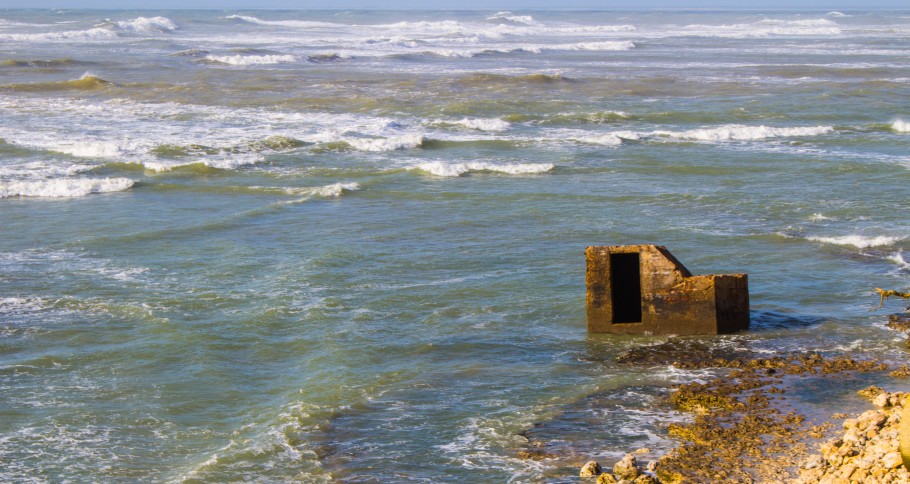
left=3, top=0, right=909, bottom=9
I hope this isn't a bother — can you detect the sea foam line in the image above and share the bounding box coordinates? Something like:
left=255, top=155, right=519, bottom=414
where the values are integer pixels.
left=806, top=235, right=905, bottom=248
left=413, top=161, right=554, bottom=177
left=204, top=54, right=297, bottom=66
left=0, top=177, right=134, bottom=198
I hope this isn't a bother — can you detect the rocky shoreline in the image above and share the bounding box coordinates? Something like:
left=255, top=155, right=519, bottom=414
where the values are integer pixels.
left=574, top=320, right=910, bottom=484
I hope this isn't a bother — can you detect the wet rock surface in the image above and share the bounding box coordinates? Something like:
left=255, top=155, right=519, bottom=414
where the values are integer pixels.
left=569, top=341, right=905, bottom=483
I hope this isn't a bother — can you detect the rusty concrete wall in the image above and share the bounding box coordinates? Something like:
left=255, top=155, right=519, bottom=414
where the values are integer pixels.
left=586, top=245, right=749, bottom=335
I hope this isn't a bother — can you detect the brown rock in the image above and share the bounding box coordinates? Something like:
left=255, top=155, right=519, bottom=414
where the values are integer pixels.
left=882, top=452, right=903, bottom=469
left=613, top=454, right=641, bottom=480
left=581, top=461, right=603, bottom=478
left=596, top=473, right=618, bottom=484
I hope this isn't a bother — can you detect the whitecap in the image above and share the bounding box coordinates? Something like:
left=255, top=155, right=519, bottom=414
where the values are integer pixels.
left=807, top=235, right=904, bottom=248
left=346, top=134, right=424, bottom=152
left=486, top=11, right=541, bottom=26
left=223, top=15, right=339, bottom=29
left=653, top=124, right=833, bottom=141
left=141, top=154, right=263, bottom=172
left=891, top=119, right=910, bottom=133
left=414, top=161, right=553, bottom=177
left=204, top=54, right=297, bottom=66
left=0, top=177, right=134, bottom=198
left=553, top=40, right=635, bottom=51
left=431, top=118, right=511, bottom=132
left=0, top=27, right=116, bottom=42
left=887, top=252, right=910, bottom=270
left=114, top=16, right=177, bottom=33
left=678, top=19, right=841, bottom=38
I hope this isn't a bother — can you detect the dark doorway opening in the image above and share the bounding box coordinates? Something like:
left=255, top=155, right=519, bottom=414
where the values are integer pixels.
left=610, top=253, right=642, bottom=323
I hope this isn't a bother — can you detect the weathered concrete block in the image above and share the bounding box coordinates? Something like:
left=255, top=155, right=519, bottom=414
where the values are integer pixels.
left=586, top=245, right=749, bottom=335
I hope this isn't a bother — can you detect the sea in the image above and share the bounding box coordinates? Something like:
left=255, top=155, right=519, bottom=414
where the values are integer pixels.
left=1, top=8, right=909, bottom=482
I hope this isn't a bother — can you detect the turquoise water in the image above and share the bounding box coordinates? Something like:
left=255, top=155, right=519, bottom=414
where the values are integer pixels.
left=1, top=9, right=909, bottom=481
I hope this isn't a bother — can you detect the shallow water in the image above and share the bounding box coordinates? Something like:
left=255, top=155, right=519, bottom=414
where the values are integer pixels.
left=1, top=8, right=909, bottom=482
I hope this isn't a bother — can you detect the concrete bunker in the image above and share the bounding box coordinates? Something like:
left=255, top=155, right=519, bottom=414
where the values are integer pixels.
left=586, top=245, right=749, bottom=335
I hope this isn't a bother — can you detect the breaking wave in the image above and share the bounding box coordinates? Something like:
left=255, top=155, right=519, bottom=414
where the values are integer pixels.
left=224, top=15, right=340, bottom=29
left=0, top=177, right=134, bottom=198
left=114, top=16, right=177, bottom=33
left=552, top=40, right=636, bottom=51
left=204, top=54, right=297, bottom=66
left=430, top=118, right=511, bottom=132
left=652, top=124, right=834, bottom=141
left=140, top=154, right=263, bottom=172
left=0, top=58, right=79, bottom=68
left=413, top=161, right=553, bottom=177
left=807, top=235, right=905, bottom=248
left=486, top=11, right=541, bottom=26
left=345, top=134, right=424, bottom=152
left=678, top=18, right=841, bottom=38
left=891, top=119, right=910, bottom=132
left=2, top=72, right=114, bottom=92
left=0, top=27, right=116, bottom=42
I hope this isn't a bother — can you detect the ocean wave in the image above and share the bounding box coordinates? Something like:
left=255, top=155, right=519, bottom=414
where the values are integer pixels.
left=653, top=124, right=833, bottom=141
left=114, top=16, right=177, bottom=33
left=0, top=27, right=116, bottom=42
left=807, top=235, right=905, bottom=248
left=429, top=118, right=511, bottom=132
left=203, top=54, right=297, bottom=66
left=140, top=154, right=263, bottom=172
left=887, top=252, right=909, bottom=270
left=1, top=72, right=114, bottom=92
left=224, top=14, right=339, bottom=29
left=289, top=182, right=360, bottom=198
left=345, top=134, right=424, bottom=152
left=0, top=177, right=134, bottom=198
left=552, top=40, right=636, bottom=51
left=678, top=18, right=841, bottom=38
left=413, top=161, right=553, bottom=177
left=486, top=11, right=541, bottom=26
left=0, top=297, right=51, bottom=314
left=891, top=119, right=910, bottom=132
left=0, top=58, right=79, bottom=68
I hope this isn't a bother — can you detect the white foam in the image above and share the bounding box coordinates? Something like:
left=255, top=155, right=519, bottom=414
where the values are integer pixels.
left=224, top=15, right=339, bottom=29
left=432, top=118, right=511, bottom=132
left=808, top=213, right=834, bottom=222
left=306, top=183, right=360, bottom=198
left=653, top=125, right=833, bottom=141
left=114, top=16, right=177, bottom=33
left=346, top=134, right=424, bottom=152
left=887, top=252, right=910, bottom=270
left=414, top=161, right=553, bottom=177
left=0, top=177, right=134, bottom=198
left=486, top=11, right=541, bottom=26
left=891, top=119, right=910, bottom=133
left=677, top=18, right=841, bottom=38
left=0, top=297, right=49, bottom=314
left=141, top=154, right=263, bottom=172
left=826, top=11, right=850, bottom=18
left=807, top=235, right=904, bottom=248
left=574, top=132, right=634, bottom=146
left=554, top=40, right=636, bottom=51
left=204, top=54, right=297, bottom=66
left=0, top=27, right=116, bottom=42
